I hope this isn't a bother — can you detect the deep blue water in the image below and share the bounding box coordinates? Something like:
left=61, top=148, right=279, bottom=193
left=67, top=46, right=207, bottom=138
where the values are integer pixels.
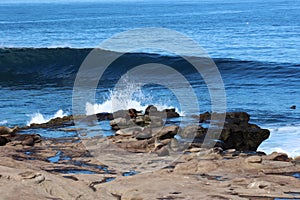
left=0, top=0, right=300, bottom=156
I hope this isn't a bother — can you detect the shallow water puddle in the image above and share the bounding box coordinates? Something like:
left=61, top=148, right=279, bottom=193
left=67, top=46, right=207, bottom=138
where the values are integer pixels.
left=122, top=170, right=139, bottom=176
left=56, top=169, right=96, bottom=174
left=47, top=151, right=62, bottom=163
left=293, top=173, right=300, bottom=179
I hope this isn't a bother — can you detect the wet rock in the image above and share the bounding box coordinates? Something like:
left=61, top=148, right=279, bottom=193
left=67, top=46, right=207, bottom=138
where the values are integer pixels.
left=266, top=152, right=290, bottom=162
left=82, top=113, right=113, bottom=122
left=29, top=115, right=74, bottom=129
left=290, top=105, right=296, bottom=109
left=164, top=108, right=180, bottom=118
left=0, top=136, right=9, bottom=146
left=144, top=105, right=158, bottom=115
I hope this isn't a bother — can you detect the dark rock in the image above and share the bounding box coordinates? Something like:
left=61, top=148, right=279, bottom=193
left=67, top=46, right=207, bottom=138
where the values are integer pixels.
left=128, top=108, right=138, bottom=119
left=95, top=113, right=114, bottom=121
left=29, top=115, right=74, bottom=129
left=197, top=112, right=269, bottom=151
left=199, top=111, right=211, bottom=123
left=12, top=133, right=42, bottom=146
left=0, top=136, right=9, bottom=146
left=145, top=105, right=158, bottom=115
left=290, top=105, right=296, bottom=109
left=164, top=108, right=180, bottom=118
left=180, top=125, right=207, bottom=139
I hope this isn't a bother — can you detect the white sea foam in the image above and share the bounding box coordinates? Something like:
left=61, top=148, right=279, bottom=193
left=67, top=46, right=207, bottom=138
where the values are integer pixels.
left=258, top=124, right=300, bottom=158
left=85, top=73, right=183, bottom=115
left=27, top=109, right=68, bottom=125
left=0, top=120, right=8, bottom=125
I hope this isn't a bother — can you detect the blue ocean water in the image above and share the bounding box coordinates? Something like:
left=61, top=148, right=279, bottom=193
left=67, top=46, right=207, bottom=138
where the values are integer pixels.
left=0, top=0, right=300, bottom=156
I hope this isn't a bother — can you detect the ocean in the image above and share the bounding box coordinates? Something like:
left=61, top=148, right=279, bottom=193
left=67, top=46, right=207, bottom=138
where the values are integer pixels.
left=0, top=0, right=300, bottom=157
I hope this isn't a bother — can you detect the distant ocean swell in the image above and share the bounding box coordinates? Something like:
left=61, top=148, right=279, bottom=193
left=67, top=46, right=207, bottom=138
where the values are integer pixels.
left=1, top=47, right=299, bottom=87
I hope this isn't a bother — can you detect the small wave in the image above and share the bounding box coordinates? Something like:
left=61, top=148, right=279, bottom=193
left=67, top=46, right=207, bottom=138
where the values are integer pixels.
left=27, top=109, right=68, bottom=125
left=0, top=120, right=8, bottom=125
left=85, top=74, right=183, bottom=115
left=258, top=124, right=300, bottom=158
left=1, top=47, right=299, bottom=87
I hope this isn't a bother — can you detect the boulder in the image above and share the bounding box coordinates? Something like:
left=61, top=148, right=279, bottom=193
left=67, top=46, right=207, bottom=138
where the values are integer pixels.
left=0, top=136, right=9, bottom=146
left=0, top=126, right=18, bottom=136
left=110, top=117, right=135, bottom=130
left=198, top=112, right=270, bottom=151
left=153, top=125, right=179, bottom=140
left=266, top=152, right=291, bottom=162
left=164, top=108, right=180, bottom=118
left=180, top=125, right=206, bottom=139
left=220, top=122, right=270, bottom=151
left=115, top=126, right=143, bottom=136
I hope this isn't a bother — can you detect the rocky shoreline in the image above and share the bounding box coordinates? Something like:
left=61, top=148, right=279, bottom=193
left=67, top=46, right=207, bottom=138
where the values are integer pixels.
left=0, top=108, right=300, bottom=199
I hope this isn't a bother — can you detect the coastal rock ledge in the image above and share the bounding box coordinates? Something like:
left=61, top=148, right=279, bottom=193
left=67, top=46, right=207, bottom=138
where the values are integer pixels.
left=107, top=108, right=270, bottom=154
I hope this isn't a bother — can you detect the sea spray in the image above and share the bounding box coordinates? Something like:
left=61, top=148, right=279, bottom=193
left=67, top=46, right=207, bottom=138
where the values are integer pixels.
left=258, top=124, right=300, bottom=158
left=85, top=74, right=183, bottom=115
left=0, top=120, right=7, bottom=125
left=27, top=109, right=68, bottom=125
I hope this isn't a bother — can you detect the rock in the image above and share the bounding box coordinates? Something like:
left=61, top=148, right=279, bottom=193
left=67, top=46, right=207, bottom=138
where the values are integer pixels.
left=22, top=136, right=34, bottom=146
left=135, top=128, right=152, bottom=140
left=0, top=126, right=18, bottom=136
left=218, top=112, right=269, bottom=151
left=247, top=181, right=273, bottom=190
left=294, top=156, right=300, bottom=162
left=290, top=105, right=296, bottom=109
left=179, top=125, right=206, bottom=139
left=199, top=111, right=211, bottom=123
left=198, top=112, right=270, bottom=151
left=11, top=133, right=42, bottom=147
left=154, top=125, right=179, bottom=140
left=29, top=115, right=74, bottom=129
left=110, top=117, right=131, bottom=130
left=199, top=112, right=250, bottom=124
left=245, top=155, right=262, bottom=163
left=266, top=152, right=290, bottom=162
left=155, top=146, right=169, bottom=157
left=164, top=108, right=180, bottom=118
left=0, top=136, right=9, bottom=146
left=148, top=116, right=163, bottom=127
left=145, top=105, right=158, bottom=115
left=116, top=126, right=143, bottom=136
left=128, top=108, right=138, bottom=119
